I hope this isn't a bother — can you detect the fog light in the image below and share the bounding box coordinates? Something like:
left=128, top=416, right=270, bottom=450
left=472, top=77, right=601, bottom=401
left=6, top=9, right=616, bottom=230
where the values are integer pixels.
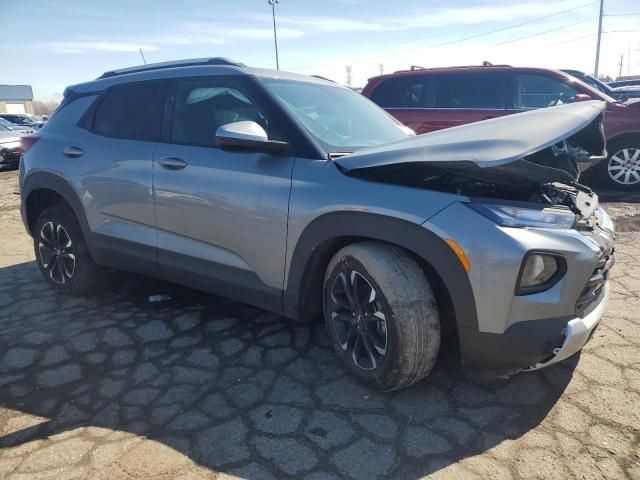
left=517, top=253, right=563, bottom=294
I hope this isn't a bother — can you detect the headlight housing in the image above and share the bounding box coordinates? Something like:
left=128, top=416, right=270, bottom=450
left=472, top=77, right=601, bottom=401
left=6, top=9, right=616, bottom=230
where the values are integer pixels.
left=468, top=203, right=576, bottom=229
left=516, top=252, right=566, bottom=295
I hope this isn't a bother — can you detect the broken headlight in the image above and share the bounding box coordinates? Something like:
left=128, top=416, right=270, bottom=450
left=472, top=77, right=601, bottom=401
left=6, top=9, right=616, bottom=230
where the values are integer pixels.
left=468, top=204, right=576, bottom=229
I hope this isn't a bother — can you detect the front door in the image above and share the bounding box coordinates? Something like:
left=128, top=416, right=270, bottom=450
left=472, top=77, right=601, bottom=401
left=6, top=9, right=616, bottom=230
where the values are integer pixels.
left=153, top=76, right=294, bottom=312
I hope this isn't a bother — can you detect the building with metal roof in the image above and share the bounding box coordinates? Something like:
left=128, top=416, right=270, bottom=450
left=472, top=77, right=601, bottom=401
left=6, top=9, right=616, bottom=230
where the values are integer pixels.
left=0, top=85, right=34, bottom=114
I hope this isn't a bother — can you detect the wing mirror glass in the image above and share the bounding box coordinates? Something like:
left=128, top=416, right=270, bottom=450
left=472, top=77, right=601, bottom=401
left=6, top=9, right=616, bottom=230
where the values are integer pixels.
left=215, top=121, right=288, bottom=154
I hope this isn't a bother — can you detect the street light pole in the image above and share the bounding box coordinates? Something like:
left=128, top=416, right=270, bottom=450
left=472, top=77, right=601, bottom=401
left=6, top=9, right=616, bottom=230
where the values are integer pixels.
left=268, top=0, right=280, bottom=70
left=594, top=0, right=604, bottom=77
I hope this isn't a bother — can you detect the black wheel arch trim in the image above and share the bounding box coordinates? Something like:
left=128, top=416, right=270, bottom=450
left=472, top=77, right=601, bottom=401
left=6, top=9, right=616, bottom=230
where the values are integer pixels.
left=21, top=172, right=92, bottom=242
left=283, top=211, right=479, bottom=332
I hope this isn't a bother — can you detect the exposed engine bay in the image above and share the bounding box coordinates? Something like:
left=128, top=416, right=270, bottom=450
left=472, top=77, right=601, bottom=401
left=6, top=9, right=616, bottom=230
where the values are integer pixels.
left=347, top=160, right=598, bottom=220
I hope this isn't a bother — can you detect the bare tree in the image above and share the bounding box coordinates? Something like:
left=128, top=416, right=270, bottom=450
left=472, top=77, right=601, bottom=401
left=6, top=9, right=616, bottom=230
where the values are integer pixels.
left=32, top=100, right=60, bottom=116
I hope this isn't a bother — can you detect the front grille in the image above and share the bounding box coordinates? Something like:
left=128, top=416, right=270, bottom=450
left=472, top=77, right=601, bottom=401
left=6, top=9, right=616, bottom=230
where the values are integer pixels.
left=575, top=249, right=614, bottom=317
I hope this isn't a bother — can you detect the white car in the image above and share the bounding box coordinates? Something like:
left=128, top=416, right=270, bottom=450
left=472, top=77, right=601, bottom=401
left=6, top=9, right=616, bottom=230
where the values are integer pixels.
left=0, top=117, right=34, bottom=134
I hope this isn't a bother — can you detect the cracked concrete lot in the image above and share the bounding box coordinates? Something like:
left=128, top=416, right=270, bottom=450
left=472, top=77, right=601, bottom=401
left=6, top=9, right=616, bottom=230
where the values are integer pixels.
left=0, top=169, right=639, bottom=479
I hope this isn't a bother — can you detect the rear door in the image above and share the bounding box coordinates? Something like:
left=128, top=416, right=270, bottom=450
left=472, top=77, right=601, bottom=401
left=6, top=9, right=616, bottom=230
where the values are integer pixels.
left=79, top=80, right=167, bottom=273
left=420, top=72, right=508, bottom=132
left=152, top=76, right=295, bottom=312
left=370, top=72, right=508, bottom=134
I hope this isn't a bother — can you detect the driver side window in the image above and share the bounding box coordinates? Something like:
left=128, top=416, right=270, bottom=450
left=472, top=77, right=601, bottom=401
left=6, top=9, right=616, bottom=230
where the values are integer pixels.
left=513, top=74, right=578, bottom=110
left=171, top=79, right=270, bottom=148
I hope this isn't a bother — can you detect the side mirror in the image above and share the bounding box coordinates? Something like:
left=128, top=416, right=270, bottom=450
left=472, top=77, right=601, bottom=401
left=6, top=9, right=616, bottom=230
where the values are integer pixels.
left=215, top=121, right=288, bottom=154
left=573, top=93, right=593, bottom=103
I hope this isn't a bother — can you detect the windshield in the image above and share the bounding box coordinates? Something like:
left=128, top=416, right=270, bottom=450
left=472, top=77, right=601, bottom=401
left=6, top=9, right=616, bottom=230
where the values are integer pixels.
left=259, top=78, right=410, bottom=153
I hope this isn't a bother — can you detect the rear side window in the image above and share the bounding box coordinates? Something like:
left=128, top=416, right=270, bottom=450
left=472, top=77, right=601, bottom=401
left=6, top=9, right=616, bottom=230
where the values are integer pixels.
left=435, top=73, right=505, bottom=109
left=370, top=76, right=434, bottom=108
left=92, top=81, right=165, bottom=141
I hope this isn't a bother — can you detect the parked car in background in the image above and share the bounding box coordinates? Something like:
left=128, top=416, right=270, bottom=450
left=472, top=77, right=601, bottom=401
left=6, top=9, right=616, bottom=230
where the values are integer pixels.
left=363, top=65, right=640, bottom=190
left=609, top=79, right=640, bottom=88
left=0, top=117, right=34, bottom=134
left=562, top=69, right=640, bottom=101
left=0, top=123, right=22, bottom=170
left=19, top=58, right=614, bottom=390
left=0, top=113, right=40, bottom=129
left=28, top=115, right=48, bottom=127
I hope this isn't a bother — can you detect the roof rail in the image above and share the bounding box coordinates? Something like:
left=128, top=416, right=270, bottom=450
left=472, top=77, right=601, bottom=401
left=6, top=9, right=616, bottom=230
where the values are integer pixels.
left=311, top=75, right=336, bottom=83
left=410, top=65, right=425, bottom=71
left=97, top=57, right=245, bottom=79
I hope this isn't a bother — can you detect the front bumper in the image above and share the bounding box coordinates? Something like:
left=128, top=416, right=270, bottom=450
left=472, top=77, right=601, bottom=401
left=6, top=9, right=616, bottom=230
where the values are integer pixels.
left=427, top=201, right=615, bottom=379
left=526, top=282, right=609, bottom=370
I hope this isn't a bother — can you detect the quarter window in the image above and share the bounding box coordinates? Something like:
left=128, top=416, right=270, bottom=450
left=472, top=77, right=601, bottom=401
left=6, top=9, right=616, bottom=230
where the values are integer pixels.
left=513, top=74, right=579, bottom=109
left=93, top=81, right=166, bottom=141
left=170, top=79, right=269, bottom=148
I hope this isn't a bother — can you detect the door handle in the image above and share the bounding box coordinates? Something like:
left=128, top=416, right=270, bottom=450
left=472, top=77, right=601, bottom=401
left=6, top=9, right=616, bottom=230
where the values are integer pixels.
left=63, top=146, right=84, bottom=158
left=158, top=157, right=187, bottom=170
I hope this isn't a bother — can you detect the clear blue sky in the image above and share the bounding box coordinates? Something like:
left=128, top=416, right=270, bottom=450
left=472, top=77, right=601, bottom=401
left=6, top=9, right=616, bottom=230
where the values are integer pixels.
left=1, top=0, right=638, bottom=99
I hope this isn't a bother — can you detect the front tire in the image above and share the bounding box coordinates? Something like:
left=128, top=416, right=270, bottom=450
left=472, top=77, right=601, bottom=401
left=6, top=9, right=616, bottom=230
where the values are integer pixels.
left=323, top=242, right=440, bottom=391
left=33, top=206, right=98, bottom=295
left=597, top=139, right=640, bottom=190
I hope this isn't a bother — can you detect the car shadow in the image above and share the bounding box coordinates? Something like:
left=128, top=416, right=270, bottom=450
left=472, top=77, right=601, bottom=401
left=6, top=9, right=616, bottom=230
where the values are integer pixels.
left=0, top=261, right=578, bottom=479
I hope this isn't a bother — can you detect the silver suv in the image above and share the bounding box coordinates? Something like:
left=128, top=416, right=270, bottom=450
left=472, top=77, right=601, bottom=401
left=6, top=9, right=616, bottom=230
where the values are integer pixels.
left=20, top=58, right=615, bottom=390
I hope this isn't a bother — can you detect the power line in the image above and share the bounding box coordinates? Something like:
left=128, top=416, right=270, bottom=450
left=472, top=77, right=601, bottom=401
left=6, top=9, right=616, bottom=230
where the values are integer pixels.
left=491, top=18, right=594, bottom=47
left=421, top=1, right=598, bottom=51
left=545, top=33, right=595, bottom=47
left=291, top=0, right=598, bottom=71
left=605, top=12, right=640, bottom=17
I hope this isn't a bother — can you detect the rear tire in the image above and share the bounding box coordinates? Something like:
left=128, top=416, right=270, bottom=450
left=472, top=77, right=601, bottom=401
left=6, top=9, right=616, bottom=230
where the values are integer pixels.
left=323, top=242, right=440, bottom=391
left=33, top=206, right=99, bottom=295
left=597, top=139, right=640, bottom=191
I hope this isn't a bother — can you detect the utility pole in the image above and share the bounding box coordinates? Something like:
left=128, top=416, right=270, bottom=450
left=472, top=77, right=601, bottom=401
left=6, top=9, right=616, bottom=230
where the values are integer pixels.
left=346, top=66, right=352, bottom=87
left=268, top=0, right=280, bottom=70
left=139, top=48, right=147, bottom=65
left=594, top=0, right=604, bottom=77
left=618, top=53, right=624, bottom=79
left=378, top=63, right=384, bottom=76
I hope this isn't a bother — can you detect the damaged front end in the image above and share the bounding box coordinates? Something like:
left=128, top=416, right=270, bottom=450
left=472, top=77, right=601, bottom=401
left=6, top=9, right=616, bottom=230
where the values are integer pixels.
left=335, top=101, right=607, bottom=216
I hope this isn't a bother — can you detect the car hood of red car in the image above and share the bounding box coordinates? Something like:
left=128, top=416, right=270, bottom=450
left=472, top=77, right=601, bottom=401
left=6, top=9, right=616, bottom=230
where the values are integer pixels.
left=336, top=101, right=607, bottom=186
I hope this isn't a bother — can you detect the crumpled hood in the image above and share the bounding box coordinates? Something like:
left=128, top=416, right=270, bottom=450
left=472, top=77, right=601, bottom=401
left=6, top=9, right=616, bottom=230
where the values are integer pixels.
left=336, top=101, right=607, bottom=186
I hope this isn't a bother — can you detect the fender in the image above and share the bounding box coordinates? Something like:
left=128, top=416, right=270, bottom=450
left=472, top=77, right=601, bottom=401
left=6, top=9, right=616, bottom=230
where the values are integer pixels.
left=21, top=172, right=91, bottom=241
left=283, top=211, right=478, bottom=331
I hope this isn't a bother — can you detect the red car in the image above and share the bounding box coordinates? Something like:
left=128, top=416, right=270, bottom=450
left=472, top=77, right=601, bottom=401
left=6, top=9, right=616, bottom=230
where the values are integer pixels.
left=363, top=65, right=640, bottom=190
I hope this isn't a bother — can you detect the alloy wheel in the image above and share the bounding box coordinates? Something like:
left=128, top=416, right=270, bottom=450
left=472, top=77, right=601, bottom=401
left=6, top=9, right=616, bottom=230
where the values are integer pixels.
left=38, top=221, right=76, bottom=284
left=608, top=148, right=640, bottom=185
left=328, top=270, right=388, bottom=370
